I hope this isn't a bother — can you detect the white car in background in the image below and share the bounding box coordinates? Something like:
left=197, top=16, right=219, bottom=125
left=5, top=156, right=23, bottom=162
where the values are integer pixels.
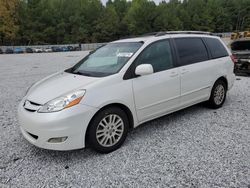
left=44, top=47, right=52, bottom=53
left=18, top=31, right=235, bottom=153
left=33, top=48, right=43, bottom=53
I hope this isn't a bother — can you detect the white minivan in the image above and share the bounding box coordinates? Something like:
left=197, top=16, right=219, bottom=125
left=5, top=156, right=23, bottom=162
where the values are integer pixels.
left=18, top=32, right=235, bottom=153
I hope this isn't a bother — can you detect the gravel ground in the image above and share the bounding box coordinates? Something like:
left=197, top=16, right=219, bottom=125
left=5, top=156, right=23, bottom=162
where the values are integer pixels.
left=0, top=52, right=250, bottom=188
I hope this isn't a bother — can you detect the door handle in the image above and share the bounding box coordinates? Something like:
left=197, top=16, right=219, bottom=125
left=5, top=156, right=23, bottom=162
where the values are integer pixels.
left=170, top=72, right=178, bottom=77
left=181, top=69, right=189, bottom=74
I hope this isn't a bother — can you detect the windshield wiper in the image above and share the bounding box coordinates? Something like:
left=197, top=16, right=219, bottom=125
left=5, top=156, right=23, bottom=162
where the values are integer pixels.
left=73, top=71, right=92, bottom=76
left=69, top=69, right=112, bottom=77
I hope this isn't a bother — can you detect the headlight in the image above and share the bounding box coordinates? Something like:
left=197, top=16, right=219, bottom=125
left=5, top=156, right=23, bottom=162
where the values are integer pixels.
left=38, top=90, right=86, bottom=113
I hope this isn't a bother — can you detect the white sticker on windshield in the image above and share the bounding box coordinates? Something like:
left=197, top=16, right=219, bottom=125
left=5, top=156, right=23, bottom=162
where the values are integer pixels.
left=117, top=52, right=133, bottom=57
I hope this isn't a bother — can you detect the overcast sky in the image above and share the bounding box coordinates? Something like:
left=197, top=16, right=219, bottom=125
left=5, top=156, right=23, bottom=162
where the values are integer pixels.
left=101, top=0, right=167, bottom=5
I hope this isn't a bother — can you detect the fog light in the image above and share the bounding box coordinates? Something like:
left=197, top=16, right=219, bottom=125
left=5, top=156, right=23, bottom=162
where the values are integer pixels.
left=48, top=137, right=68, bottom=143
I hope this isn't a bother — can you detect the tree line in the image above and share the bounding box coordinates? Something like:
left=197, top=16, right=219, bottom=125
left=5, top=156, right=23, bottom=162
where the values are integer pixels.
left=0, top=0, right=249, bottom=45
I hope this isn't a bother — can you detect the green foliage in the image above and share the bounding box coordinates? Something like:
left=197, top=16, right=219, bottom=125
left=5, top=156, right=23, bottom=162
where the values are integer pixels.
left=125, top=0, right=157, bottom=35
left=0, top=0, right=249, bottom=45
left=154, top=0, right=183, bottom=31
left=92, top=4, right=120, bottom=42
left=0, top=0, right=20, bottom=45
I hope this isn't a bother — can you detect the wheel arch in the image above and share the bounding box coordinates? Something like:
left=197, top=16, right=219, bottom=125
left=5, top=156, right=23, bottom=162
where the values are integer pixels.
left=85, top=103, right=134, bottom=145
left=214, top=76, right=228, bottom=90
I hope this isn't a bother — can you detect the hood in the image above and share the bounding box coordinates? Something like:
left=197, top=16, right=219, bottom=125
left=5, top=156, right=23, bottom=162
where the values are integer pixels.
left=26, top=72, right=99, bottom=104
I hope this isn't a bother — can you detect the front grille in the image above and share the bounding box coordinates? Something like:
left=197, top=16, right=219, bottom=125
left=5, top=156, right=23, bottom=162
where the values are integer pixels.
left=23, top=100, right=41, bottom=112
left=29, top=101, right=41, bottom=106
left=24, top=108, right=36, bottom=112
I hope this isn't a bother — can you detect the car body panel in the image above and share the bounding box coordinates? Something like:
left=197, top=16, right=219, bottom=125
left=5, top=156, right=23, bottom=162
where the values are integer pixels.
left=132, top=67, right=180, bottom=122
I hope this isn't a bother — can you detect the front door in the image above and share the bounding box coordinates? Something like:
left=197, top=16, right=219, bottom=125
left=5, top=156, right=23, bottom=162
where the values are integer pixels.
left=132, top=39, right=180, bottom=122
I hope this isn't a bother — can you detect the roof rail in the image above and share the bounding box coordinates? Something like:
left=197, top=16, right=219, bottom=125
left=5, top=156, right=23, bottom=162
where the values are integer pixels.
left=155, top=31, right=214, bottom=36
left=119, top=31, right=215, bottom=40
left=140, top=32, right=160, bottom=37
left=140, top=31, right=214, bottom=37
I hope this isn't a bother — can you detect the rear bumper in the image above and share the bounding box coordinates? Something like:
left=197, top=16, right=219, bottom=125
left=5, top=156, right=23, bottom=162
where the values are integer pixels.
left=18, top=100, right=97, bottom=150
left=227, top=73, right=236, bottom=91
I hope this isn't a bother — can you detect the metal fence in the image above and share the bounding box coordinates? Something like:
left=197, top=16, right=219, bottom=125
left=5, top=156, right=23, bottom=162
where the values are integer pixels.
left=0, top=43, right=107, bottom=52
left=81, top=43, right=107, bottom=51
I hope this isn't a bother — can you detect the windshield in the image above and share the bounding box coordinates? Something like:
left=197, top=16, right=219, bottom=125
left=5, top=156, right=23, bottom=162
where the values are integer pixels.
left=67, top=42, right=143, bottom=77
left=231, top=40, right=250, bottom=51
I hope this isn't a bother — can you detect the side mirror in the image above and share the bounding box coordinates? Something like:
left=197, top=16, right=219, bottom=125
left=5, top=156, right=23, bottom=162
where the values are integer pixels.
left=135, top=64, right=154, bottom=76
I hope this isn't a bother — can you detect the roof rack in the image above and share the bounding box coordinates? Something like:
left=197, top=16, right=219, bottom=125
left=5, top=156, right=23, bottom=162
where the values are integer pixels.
left=141, top=31, right=214, bottom=37
left=119, top=31, right=216, bottom=40
left=158, top=31, right=213, bottom=36
left=140, top=32, right=160, bottom=37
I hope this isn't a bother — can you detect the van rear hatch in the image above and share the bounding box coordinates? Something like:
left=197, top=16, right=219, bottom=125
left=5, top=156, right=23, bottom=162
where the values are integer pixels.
left=231, top=40, right=250, bottom=58
left=231, top=39, right=250, bottom=75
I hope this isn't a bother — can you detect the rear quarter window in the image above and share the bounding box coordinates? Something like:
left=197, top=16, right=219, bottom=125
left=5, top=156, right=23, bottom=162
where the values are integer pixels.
left=204, top=37, right=228, bottom=58
left=174, top=37, right=209, bottom=66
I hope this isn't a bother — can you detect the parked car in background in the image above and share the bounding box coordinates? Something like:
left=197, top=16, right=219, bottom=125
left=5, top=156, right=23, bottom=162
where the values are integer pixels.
left=231, top=38, right=250, bottom=75
left=60, top=46, right=69, bottom=52
left=5, top=48, right=14, bottom=54
left=67, top=46, right=74, bottom=51
left=0, top=48, right=3, bottom=54
left=44, top=47, right=52, bottom=53
left=18, top=31, right=235, bottom=153
left=26, top=48, right=33, bottom=53
left=73, top=46, right=81, bottom=51
left=51, top=46, right=61, bottom=52
left=33, top=48, right=43, bottom=53
left=14, top=48, right=24, bottom=54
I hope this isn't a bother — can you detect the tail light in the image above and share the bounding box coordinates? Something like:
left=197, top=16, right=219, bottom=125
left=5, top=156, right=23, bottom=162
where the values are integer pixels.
left=230, top=54, right=237, bottom=64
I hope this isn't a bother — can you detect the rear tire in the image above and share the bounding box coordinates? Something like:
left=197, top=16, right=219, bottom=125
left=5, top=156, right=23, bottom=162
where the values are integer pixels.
left=86, top=107, right=129, bottom=153
left=206, top=80, right=227, bottom=109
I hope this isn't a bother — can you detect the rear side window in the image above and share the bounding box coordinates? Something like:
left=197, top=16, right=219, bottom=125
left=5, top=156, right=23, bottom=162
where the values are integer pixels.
left=174, top=38, right=209, bottom=66
left=204, top=37, right=228, bottom=58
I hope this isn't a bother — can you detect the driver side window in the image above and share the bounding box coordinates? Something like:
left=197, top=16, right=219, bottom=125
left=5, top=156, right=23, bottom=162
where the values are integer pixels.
left=135, top=40, right=174, bottom=73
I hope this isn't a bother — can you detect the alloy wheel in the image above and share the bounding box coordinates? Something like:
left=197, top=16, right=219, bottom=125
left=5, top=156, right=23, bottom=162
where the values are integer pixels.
left=213, top=84, right=225, bottom=105
left=96, top=114, right=124, bottom=147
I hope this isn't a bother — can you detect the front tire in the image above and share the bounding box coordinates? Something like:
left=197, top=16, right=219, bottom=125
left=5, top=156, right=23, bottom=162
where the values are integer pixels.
left=87, top=107, right=129, bottom=153
left=207, top=80, right=227, bottom=109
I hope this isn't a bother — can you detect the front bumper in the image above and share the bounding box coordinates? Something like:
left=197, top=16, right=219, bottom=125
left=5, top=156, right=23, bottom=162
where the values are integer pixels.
left=18, top=101, right=97, bottom=150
